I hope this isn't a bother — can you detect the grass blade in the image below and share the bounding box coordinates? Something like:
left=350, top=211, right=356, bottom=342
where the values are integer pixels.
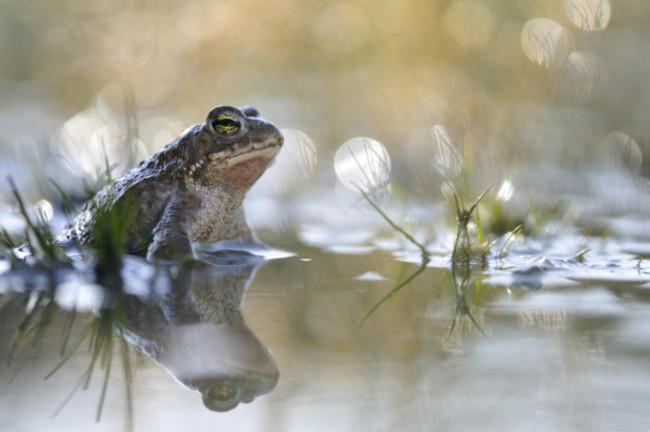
left=360, top=190, right=429, bottom=258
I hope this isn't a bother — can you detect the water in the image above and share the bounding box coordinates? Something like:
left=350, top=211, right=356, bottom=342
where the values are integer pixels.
left=2, top=220, right=650, bottom=431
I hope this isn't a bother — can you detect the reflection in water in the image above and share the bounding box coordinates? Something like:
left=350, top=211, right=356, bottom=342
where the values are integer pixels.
left=122, top=252, right=279, bottom=412
left=445, top=266, right=487, bottom=343
left=2, top=250, right=279, bottom=424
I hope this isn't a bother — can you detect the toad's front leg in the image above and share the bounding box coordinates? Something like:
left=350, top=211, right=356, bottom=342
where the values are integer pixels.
left=146, top=194, right=200, bottom=262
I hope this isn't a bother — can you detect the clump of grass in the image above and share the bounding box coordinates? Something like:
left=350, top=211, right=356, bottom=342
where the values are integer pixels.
left=6, top=178, right=69, bottom=267
left=446, top=182, right=493, bottom=264
left=87, top=195, right=137, bottom=278
left=358, top=186, right=493, bottom=340
left=354, top=125, right=525, bottom=328
left=3, top=88, right=144, bottom=430
left=4, top=177, right=137, bottom=430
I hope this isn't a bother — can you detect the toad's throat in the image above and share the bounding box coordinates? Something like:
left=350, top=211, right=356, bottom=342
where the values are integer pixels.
left=185, top=144, right=280, bottom=186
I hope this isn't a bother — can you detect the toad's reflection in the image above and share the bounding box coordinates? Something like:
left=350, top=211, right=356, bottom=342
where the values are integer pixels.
left=122, top=251, right=279, bottom=411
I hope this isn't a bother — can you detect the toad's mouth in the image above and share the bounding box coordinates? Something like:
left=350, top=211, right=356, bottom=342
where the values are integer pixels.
left=207, top=138, right=283, bottom=166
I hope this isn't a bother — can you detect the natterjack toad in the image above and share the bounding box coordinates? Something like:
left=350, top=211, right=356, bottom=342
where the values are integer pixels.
left=61, top=105, right=283, bottom=260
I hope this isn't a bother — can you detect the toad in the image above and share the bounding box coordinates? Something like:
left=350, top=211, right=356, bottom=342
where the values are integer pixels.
left=61, top=105, right=283, bottom=261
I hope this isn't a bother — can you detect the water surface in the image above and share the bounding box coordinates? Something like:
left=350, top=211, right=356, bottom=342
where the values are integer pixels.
left=2, top=226, right=650, bottom=432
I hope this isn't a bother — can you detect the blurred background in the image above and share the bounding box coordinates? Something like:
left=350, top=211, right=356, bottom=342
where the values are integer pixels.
left=1, top=0, right=648, bottom=212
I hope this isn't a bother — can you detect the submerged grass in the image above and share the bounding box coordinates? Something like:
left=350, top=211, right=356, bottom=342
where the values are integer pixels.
left=358, top=186, right=500, bottom=329
left=1, top=96, right=151, bottom=429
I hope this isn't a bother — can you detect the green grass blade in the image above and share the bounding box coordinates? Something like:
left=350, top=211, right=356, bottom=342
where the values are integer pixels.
left=96, top=335, right=113, bottom=422
left=467, top=184, right=492, bottom=217
left=498, top=225, right=523, bottom=259
left=44, top=320, right=96, bottom=380
left=1, top=228, right=17, bottom=249
left=360, top=190, right=429, bottom=258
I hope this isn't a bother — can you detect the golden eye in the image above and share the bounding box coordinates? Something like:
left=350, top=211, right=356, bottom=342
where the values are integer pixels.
left=212, top=112, right=241, bottom=135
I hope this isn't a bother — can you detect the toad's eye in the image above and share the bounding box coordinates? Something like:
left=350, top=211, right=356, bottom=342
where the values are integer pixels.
left=212, top=112, right=241, bottom=135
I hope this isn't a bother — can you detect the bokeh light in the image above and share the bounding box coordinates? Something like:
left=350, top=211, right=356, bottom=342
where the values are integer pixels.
left=334, top=138, right=391, bottom=193
left=521, top=18, right=575, bottom=69
left=497, top=180, right=515, bottom=202
left=565, top=0, right=611, bottom=31
left=32, top=199, right=53, bottom=223
left=55, top=108, right=146, bottom=181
